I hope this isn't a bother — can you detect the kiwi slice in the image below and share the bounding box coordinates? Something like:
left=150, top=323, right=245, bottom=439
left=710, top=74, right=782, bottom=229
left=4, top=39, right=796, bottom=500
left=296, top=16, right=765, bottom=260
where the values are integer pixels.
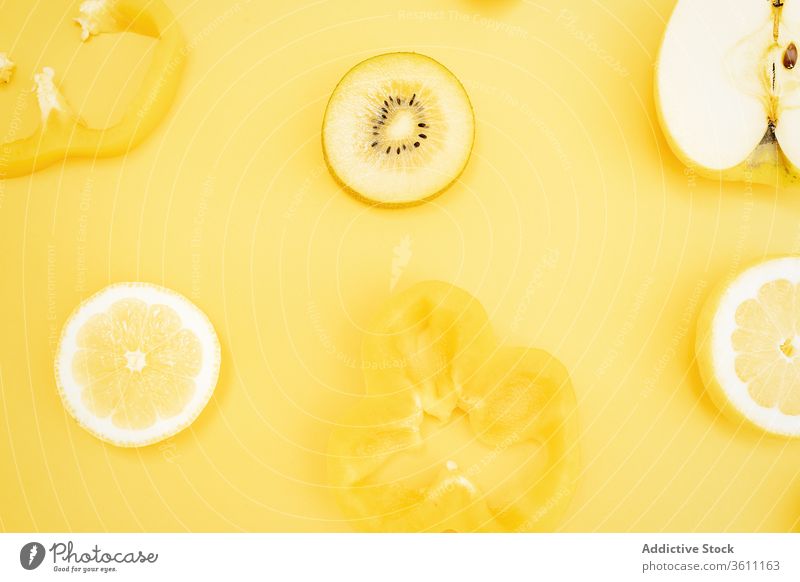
left=322, top=52, right=475, bottom=207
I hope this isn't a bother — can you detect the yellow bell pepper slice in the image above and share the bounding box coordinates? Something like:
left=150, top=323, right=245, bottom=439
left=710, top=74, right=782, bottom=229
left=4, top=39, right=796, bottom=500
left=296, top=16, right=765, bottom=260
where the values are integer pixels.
left=0, top=0, right=185, bottom=179
left=328, top=281, right=580, bottom=532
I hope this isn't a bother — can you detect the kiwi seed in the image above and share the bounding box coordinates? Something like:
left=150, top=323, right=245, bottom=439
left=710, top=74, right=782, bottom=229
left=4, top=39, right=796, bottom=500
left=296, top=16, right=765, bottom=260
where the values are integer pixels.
left=784, top=42, right=797, bottom=69
left=367, top=94, right=430, bottom=155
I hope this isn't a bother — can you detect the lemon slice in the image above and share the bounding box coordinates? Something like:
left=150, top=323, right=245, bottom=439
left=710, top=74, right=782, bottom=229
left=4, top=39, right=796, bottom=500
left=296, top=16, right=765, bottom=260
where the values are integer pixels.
left=55, top=283, right=221, bottom=447
left=697, top=257, right=800, bottom=437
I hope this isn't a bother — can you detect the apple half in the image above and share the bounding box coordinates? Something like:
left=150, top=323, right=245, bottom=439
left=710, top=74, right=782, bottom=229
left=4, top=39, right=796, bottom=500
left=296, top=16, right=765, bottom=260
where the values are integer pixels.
left=656, top=0, right=800, bottom=185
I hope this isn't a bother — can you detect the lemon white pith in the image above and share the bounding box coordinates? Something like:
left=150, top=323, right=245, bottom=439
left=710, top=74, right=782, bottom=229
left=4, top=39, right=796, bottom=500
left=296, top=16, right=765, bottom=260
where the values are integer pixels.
left=322, top=52, right=474, bottom=205
left=55, top=283, right=221, bottom=447
left=697, top=258, right=800, bottom=437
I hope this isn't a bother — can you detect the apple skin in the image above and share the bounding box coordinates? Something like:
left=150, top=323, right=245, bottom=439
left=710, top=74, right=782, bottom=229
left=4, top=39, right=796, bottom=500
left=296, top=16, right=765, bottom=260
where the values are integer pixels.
left=654, top=44, right=800, bottom=188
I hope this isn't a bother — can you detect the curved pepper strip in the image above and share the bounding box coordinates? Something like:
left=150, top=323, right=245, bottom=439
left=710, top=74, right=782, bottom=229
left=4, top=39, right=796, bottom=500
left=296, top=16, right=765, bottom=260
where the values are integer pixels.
left=328, top=281, right=580, bottom=532
left=0, top=0, right=185, bottom=179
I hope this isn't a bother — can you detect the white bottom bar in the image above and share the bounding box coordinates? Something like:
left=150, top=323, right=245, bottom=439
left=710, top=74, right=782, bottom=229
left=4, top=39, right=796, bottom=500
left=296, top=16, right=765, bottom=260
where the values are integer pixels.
left=1, top=533, right=797, bottom=581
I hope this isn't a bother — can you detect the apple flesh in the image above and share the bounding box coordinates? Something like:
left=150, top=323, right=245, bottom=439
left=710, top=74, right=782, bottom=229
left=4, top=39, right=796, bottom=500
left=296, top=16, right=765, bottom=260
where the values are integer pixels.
left=657, top=0, right=800, bottom=185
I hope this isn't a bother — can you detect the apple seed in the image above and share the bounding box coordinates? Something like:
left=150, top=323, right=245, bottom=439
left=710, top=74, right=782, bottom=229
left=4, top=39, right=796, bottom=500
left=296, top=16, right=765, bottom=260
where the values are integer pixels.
left=784, top=43, right=797, bottom=69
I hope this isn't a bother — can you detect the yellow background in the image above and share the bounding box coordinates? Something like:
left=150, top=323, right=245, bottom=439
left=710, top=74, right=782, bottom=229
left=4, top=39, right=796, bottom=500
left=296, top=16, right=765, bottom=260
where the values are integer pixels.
left=1, top=0, right=800, bottom=532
